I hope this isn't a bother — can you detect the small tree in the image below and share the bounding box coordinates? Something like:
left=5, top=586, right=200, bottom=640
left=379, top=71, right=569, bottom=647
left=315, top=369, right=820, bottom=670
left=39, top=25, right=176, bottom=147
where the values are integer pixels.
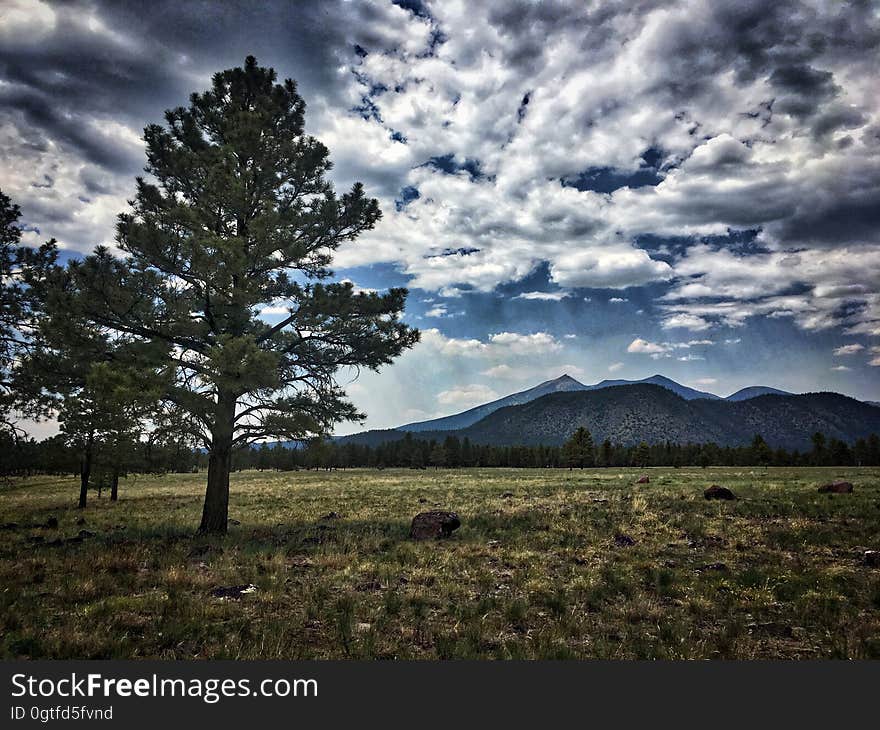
left=563, top=426, right=594, bottom=469
left=60, top=57, right=418, bottom=532
left=429, top=442, right=447, bottom=469
left=0, top=189, right=57, bottom=436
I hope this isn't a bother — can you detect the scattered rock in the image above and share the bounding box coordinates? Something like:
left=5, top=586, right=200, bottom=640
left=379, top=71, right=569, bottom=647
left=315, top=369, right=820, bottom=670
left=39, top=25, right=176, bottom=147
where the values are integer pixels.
left=698, top=562, right=729, bottom=572
left=227, top=518, right=241, bottom=526
left=636, top=475, right=650, bottom=484
left=210, top=584, right=257, bottom=600
left=320, top=511, right=341, bottom=520
left=75, top=517, right=86, bottom=526
left=573, top=556, right=589, bottom=566
left=78, top=529, right=96, bottom=539
left=864, top=550, right=880, bottom=567
left=42, top=517, right=58, bottom=529
left=614, top=533, right=636, bottom=547
left=501, top=491, right=515, bottom=498
left=66, top=535, right=83, bottom=544
left=418, top=497, right=428, bottom=504
left=409, top=510, right=461, bottom=540
left=818, top=481, right=853, bottom=494
left=704, top=485, right=736, bottom=500
left=356, top=622, right=372, bottom=634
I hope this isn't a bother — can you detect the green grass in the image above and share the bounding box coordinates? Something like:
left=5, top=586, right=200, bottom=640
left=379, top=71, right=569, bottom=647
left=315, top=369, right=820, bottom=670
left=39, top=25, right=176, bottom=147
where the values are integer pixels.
left=1, top=466, right=879, bottom=659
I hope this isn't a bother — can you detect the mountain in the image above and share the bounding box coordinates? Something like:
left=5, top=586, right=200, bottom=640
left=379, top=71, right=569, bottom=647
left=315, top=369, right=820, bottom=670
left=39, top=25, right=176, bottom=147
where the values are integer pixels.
left=399, top=374, right=588, bottom=432
left=585, top=374, right=721, bottom=401
left=339, top=385, right=880, bottom=451
left=726, top=385, right=793, bottom=401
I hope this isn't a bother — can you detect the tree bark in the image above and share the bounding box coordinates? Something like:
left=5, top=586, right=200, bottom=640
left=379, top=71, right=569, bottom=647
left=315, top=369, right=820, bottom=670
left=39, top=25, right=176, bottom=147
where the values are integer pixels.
left=78, top=438, right=92, bottom=509
left=110, top=466, right=119, bottom=502
left=198, top=392, right=236, bottom=534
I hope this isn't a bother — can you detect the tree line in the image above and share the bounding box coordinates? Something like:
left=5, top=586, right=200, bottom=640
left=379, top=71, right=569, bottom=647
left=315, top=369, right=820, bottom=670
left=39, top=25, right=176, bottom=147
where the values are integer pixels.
left=5, top=428, right=878, bottom=481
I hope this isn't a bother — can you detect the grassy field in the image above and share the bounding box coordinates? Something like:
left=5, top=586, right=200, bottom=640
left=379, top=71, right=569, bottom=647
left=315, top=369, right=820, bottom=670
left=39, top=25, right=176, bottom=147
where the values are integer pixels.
left=1, top=466, right=879, bottom=659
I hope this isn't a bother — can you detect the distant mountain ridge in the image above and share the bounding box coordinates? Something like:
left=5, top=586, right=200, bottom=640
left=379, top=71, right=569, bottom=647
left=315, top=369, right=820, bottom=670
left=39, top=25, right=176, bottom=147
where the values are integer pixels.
left=339, top=384, right=880, bottom=451
left=397, top=373, right=793, bottom=434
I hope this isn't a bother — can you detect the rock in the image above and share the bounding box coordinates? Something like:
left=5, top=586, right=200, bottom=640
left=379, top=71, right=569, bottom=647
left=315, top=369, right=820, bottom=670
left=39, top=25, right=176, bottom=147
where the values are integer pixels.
left=818, top=480, right=853, bottom=494
left=78, top=529, right=96, bottom=539
left=409, top=510, right=461, bottom=540
left=704, top=485, right=736, bottom=500
left=864, top=550, right=880, bottom=567
left=0, top=522, right=19, bottom=531
left=699, top=562, right=729, bottom=572
left=320, top=511, right=341, bottom=520
left=210, top=584, right=257, bottom=600
left=501, top=491, right=515, bottom=498
left=227, top=518, right=241, bottom=526
left=418, top=497, right=428, bottom=504
left=75, top=517, right=86, bottom=526
left=636, top=475, right=650, bottom=484
left=614, top=533, right=636, bottom=547
left=43, top=517, right=58, bottom=529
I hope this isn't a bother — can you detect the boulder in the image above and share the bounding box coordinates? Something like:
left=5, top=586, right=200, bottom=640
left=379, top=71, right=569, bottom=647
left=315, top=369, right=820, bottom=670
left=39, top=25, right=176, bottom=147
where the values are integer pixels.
left=818, top=480, right=853, bottom=494
left=409, top=510, right=461, bottom=540
left=636, top=475, right=650, bottom=484
left=613, top=533, right=636, bottom=547
left=863, top=550, right=880, bottom=567
left=704, top=485, right=736, bottom=501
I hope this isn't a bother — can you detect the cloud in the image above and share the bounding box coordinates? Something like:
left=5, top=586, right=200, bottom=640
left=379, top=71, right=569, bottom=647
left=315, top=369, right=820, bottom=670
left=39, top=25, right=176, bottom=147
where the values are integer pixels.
left=833, top=343, right=865, bottom=356
left=436, top=384, right=499, bottom=409
left=627, top=338, right=670, bottom=355
left=692, top=378, right=718, bottom=386
left=662, top=313, right=712, bottom=331
left=608, top=362, right=624, bottom=372
left=515, top=290, right=571, bottom=301
left=425, top=304, right=448, bottom=317
left=609, top=297, right=629, bottom=303
left=488, top=331, right=563, bottom=354
left=831, top=365, right=851, bottom=371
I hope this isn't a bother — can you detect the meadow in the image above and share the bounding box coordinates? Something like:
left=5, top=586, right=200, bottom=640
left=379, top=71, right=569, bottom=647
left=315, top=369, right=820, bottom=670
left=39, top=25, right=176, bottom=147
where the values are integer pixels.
left=1, top=466, right=879, bottom=659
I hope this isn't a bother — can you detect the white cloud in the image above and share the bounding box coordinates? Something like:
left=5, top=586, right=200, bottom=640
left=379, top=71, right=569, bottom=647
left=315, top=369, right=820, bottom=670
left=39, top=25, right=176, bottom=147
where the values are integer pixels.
left=693, top=378, right=718, bottom=386
left=627, top=338, right=670, bottom=355
left=436, top=384, right=500, bottom=409
left=425, top=304, right=448, bottom=317
left=609, top=297, right=629, bottom=303
left=833, top=343, right=865, bottom=356
left=488, top=331, right=562, bottom=354
left=831, top=365, right=851, bottom=371
left=608, top=362, right=624, bottom=373
left=515, top=290, right=571, bottom=301
left=662, top=313, right=712, bottom=331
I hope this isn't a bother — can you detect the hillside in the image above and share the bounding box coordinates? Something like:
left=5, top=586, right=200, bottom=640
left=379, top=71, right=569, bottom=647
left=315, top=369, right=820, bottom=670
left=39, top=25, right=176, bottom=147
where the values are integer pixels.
left=340, top=385, right=880, bottom=450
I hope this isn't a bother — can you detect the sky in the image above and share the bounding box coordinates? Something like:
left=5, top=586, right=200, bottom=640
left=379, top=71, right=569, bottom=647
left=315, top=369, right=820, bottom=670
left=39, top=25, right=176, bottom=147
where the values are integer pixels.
left=1, top=0, right=879, bottom=436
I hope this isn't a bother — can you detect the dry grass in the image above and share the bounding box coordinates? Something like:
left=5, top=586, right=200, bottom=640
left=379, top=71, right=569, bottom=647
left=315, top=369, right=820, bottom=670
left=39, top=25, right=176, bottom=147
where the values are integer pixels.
left=1, top=466, right=879, bottom=659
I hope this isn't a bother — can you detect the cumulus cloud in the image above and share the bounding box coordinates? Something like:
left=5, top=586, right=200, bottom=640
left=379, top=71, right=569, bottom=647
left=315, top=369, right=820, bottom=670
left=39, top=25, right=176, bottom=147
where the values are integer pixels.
left=833, top=344, right=865, bottom=356
left=436, top=384, right=499, bottom=409
left=515, top=291, right=571, bottom=301
left=627, top=338, right=669, bottom=355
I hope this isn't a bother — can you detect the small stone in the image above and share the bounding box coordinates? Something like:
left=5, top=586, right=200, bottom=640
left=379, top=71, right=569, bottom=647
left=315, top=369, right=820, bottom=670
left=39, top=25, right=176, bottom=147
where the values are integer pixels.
left=210, top=584, right=257, bottom=600
left=501, top=491, right=515, bottom=498
left=614, top=533, right=636, bottom=547
left=43, top=517, right=58, bottom=529
left=409, top=510, right=461, bottom=540
left=636, top=475, right=649, bottom=484
left=864, top=550, right=880, bottom=567
left=75, top=517, right=86, bottom=526
left=818, top=481, right=853, bottom=494
left=704, top=485, right=736, bottom=500
left=228, top=518, right=241, bottom=526
left=320, top=511, right=341, bottom=520
left=78, top=529, right=96, bottom=539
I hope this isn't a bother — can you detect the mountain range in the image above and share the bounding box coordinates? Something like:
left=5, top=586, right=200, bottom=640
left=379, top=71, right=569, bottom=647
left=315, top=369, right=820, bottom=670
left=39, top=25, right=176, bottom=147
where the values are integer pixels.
left=338, top=375, right=880, bottom=450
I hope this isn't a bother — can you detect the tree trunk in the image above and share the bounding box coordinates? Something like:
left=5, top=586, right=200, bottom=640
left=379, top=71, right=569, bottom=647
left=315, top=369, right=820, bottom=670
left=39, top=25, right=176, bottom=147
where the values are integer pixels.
left=110, top=466, right=119, bottom=502
left=198, top=392, right=236, bottom=534
left=78, top=440, right=92, bottom=509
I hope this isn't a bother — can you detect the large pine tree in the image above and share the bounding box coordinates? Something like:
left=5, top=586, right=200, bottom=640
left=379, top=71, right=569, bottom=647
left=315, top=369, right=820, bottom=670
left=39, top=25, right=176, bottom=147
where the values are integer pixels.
left=63, top=57, right=418, bottom=532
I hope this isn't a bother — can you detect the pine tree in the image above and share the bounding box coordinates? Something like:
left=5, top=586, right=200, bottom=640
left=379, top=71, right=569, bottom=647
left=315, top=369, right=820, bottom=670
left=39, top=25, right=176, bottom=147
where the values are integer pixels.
left=562, top=426, right=594, bottom=469
left=59, top=58, right=418, bottom=532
